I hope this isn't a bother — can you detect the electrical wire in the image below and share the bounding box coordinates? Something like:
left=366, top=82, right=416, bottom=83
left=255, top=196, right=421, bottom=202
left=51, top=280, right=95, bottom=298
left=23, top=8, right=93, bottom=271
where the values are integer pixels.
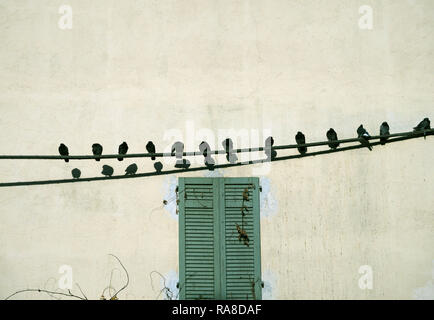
left=0, top=131, right=431, bottom=188
left=0, top=129, right=431, bottom=161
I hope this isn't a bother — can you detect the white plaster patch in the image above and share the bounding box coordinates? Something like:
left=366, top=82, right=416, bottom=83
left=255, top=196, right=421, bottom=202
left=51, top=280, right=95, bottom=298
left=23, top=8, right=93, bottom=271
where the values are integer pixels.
left=163, top=175, right=178, bottom=220
left=203, top=168, right=224, bottom=178
left=413, top=280, right=434, bottom=300
left=259, top=177, right=278, bottom=219
left=162, top=270, right=179, bottom=300
left=413, top=260, right=434, bottom=300
left=262, top=269, right=277, bottom=300
left=161, top=269, right=275, bottom=300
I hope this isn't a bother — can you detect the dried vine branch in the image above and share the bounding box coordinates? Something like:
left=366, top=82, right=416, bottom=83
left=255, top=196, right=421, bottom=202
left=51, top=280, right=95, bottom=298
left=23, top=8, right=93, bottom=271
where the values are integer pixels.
left=5, top=254, right=129, bottom=300
left=5, top=288, right=87, bottom=300
left=107, top=254, right=129, bottom=300
left=236, top=187, right=251, bottom=247
left=150, top=270, right=175, bottom=300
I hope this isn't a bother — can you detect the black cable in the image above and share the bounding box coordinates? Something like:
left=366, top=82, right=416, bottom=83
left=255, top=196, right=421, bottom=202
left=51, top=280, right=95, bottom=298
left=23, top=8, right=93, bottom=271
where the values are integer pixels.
left=0, top=131, right=430, bottom=188
left=0, top=129, right=431, bottom=161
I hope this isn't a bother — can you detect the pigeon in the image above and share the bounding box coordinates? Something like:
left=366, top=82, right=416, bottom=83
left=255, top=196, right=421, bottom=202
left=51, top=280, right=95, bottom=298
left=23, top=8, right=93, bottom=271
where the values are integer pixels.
left=413, top=117, right=430, bottom=131
left=146, top=141, right=156, bottom=160
left=125, top=163, right=138, bottom=175
left=171, top=141, right=185, bottom=167
left=199, top=141, right=215, bottom=170
left=71, top=168, right=81, bottom=179
left=101, top=165, right=114, bottom=177
left=357, top=125, right=372, bottom=151
left=222, top=138, right=238, bottom=163
left=205, top=157, right=215, bottom=171
left=154, top=161, right=163, bottom=173
left=92, top=143, right=103, bottom=161
left=175, top=159, right=191, bottom=170
left=379, top=122, right=390, bottom=145
left=295, top=132, right=307, bottom=154
left=199, top=141, right=211, bottom=158
left=118, top=142, right=128, bottom=161
left=58, top=143, right=69, bottom=162
left=326, top=128, right=340, bottom=150
left=181, top=159, right=191, bottom=170
left=222, top=138, right=233, bottom=153
left=413, top=118, right=430, bottom=139
left=171, top=141, right=184, bottom=158
left=264, top=136, right=277, bottom=160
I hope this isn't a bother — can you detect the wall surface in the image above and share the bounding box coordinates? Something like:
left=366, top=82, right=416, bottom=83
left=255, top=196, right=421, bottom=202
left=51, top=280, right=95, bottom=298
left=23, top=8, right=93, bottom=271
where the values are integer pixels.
left=0, top=0, right=433, bottom=299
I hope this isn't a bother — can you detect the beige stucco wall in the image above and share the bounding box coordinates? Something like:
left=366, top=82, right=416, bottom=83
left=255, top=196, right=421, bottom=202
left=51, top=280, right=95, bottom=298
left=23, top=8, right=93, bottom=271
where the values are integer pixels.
left=0, top=0, right=433, bottom=299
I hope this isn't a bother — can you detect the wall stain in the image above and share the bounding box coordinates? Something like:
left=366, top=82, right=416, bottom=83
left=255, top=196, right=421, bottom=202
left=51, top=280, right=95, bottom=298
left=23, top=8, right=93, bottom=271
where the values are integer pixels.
left=262, top=269, right=277, bottom=299
left=203, top=168, right=224, bottom=178
left=162, top=270, right=179, bottom=300
left=163, top=176, right=178, bottom=220
left=259, top=177, right=278, bottom=219
left=413, top=260, right=434, bottom=300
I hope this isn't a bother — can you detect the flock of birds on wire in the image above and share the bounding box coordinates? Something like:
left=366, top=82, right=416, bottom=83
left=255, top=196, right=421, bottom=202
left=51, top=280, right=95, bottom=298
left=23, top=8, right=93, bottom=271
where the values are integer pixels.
left=58, top=118, right=430, bottom=180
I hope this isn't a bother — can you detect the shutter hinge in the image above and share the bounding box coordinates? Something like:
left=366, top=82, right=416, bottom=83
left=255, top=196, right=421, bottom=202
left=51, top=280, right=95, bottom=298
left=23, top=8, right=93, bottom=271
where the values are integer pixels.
left=176, top=282, right=179, bottom=289
left=175, top=186, right=180, bottom=215
left=259, top=186, right=262, bottom=192
left=261, top=281, right=264, bottom=288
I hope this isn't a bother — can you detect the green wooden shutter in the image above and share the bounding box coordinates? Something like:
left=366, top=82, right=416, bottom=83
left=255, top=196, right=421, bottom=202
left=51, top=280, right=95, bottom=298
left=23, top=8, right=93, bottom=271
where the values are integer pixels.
left=222, top=177, right=262, bottom=300
left=179, top=178, right=220, bottom=299
left=179, top=177, right=261, bottom=300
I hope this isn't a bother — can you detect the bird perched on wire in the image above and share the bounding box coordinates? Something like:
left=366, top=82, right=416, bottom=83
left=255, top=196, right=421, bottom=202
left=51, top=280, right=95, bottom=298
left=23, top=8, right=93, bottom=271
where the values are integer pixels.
left=199, top=141, right=211, bottom=158
left=357, top=125, right=372, bottom=151
left=125, top=163, right=138, bottom=175
left=414, top=117, right=430, bottom=131
left=101, top=165, right=114, bottom=177
left=264, top=136, right=277, bottom=161
left=326, top=128, right=339, bottom=150
left=171, top=141, right=184, bottom=158
left=58, top=143, right=69, bottom=162
left=172, top=141, right=189, bottom=168
left=295, top=132, right=307, bottom=154
left=118, top=142, right=128, bottom=161
left=204, top=157, right=215, bottom=171
left=379, top=122, right=390, bottom=145
left=199, top=141, right=215, bottom=170
left=146, top=141, right=156, bottom=160
left=154, top=161, right=163, bottom=173
left=179, top=159, right=191, bottom=170
left=92, top=143, right=103, bottom=161
left=222, top=138, right=238, bottom=163
left=413, top=117, right=430, bottom=139
left=71, top=168, right=81, bottom=179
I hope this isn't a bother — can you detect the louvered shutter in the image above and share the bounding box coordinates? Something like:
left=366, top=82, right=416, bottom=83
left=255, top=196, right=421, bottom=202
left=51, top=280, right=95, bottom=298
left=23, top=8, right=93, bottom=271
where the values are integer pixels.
left=222, top=178, right=262, bottom=300
left=179, top=177, right=261, bottom=300
left=179, top=178, right=221, bottom=299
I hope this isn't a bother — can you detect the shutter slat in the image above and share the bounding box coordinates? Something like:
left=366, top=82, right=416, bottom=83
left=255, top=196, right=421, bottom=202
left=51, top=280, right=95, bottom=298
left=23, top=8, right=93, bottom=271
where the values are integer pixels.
left=223, top=178, right=261, bottom=300
left=180, top=177, right=261, bottom=300
left=180, top=180, right=217, bottom=300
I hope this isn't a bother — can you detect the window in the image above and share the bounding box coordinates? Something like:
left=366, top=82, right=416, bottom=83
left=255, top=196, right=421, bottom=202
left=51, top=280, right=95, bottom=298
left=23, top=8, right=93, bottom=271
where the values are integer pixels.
left=178, top=177, right=262, bottom=300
